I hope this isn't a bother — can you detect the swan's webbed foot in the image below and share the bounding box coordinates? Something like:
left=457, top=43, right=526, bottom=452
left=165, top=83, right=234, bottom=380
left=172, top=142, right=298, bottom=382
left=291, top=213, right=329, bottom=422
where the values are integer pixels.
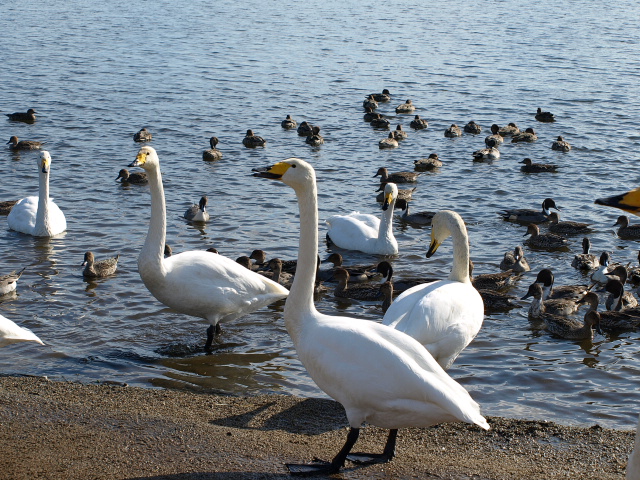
left=287, top=427, right=360, bottom=476
left=346, top=428, right=397, bottom=465
left=204, top=324, right=222, bottom=351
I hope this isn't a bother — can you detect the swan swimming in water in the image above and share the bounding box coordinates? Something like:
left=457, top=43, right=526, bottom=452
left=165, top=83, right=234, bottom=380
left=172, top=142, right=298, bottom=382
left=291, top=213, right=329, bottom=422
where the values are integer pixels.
left=0, top=314, right=44, bottom=347
left=7, top=151, right=67, bottom=237
left=129, top=146, right=288, bottom=349
left=326, top=182, right=398, bottom=255
left=382, top=210, right=485, bottom=370
left=253, top=158, right=488, bottom=475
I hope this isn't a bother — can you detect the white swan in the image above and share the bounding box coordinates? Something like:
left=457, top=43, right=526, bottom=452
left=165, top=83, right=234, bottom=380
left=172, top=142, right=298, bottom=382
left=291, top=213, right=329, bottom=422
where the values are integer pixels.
left=253, top=158, right=488, bottom=475
left=382, top=210, right=484, bottom=370
left=129, top=146, right=288, bottom=349
left=0, top=314, right=44, bottom=347
left=628, top=414, right=640, bottom=479
left=325, top=182, right=398, bottom=255
left=7, top=151, right=67, bottom=237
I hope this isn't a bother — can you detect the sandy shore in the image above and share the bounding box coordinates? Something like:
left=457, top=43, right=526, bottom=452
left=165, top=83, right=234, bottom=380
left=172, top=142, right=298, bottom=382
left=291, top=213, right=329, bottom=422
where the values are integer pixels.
left=0, top=375, right=633, bottom=479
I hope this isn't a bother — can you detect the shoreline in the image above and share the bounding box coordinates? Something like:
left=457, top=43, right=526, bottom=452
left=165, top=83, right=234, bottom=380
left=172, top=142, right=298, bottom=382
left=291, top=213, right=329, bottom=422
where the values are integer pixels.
left=0, top=375, right=633, bottom=479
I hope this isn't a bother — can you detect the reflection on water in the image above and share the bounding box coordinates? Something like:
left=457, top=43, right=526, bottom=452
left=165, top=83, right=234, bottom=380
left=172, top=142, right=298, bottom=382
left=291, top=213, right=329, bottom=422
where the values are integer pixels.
left=1, top=0, right=640, bottom=429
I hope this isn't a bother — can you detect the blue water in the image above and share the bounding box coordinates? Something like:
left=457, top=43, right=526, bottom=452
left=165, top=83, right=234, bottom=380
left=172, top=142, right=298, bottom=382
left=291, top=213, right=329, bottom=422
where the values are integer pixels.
left=1, top=1, right=640, bottom=429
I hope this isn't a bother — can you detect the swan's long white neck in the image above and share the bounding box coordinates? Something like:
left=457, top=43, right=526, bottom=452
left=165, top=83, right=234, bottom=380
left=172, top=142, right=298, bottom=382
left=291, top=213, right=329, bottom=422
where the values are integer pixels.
left=378, top=199, right=396, bottom=243
left=33, top=169, right=51, bottom=236
left=138, top=163, right=167, bottom=277
left=447, top=214, right=471, bottom=283
left=284, top=173, right=319, bottom=342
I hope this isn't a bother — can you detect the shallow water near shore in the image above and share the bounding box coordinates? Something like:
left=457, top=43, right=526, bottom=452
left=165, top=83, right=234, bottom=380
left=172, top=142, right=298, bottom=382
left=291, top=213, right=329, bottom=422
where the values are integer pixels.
left=1, top=1, right=640, bottom=430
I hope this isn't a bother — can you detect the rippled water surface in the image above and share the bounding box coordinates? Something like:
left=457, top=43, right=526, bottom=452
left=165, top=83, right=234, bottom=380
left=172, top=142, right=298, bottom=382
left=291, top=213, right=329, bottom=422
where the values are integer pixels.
left=2, top=1, right=640, bottom=429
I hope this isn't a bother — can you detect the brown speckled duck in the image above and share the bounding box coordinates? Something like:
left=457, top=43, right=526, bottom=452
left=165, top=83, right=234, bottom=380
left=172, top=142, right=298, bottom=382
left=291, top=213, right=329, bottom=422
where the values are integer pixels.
left=551, top=136, right=571, bottom=152
left=525, top=224, right=569, bottom=249
left=413, top=153, right=442, bottom=171
left=463, top=121, right=482, bottom=134
left=202, top=137, right=223, bottom=161
left=409, top=115, right=428, bottom=130
left=6, top=136, right=44, bottom=150
left=82, top=252, right=119, bottom=278
left=395, top=99, right=415, bottom=114
left=444, top=124, right=462, bottom=138
left=242, top=129, right=266, bottom=147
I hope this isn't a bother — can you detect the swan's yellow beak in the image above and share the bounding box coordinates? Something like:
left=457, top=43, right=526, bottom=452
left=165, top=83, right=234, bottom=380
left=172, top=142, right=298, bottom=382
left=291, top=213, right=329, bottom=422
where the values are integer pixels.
left=595, top=188, right=640, bottom=216
left=382, top=191, right=394, bottom=211
left=41, top=156, right=50, bottom=174
left=130, top=151, right=147, bottom=168
left=426, top=236, right=441, bottom=258
left=252, top=161, right=291, bottom=180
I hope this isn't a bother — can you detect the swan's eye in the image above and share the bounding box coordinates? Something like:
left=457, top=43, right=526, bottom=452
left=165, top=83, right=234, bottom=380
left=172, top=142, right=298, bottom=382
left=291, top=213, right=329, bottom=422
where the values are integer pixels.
left=291, top=164, right=296, bottom=168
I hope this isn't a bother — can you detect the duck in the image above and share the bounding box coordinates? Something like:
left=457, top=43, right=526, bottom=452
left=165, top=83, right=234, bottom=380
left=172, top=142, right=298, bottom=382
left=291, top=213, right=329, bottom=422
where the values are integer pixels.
left=236, top=256, right=253, bottom=269
left=6, top=136, right=44, bottom=150
left=498, top=123, right=519, bottom=137
left=363, top=108, right=377, bottom=122
left=8, top=151, right=67, bottom=237
left=375, top=261, right=440, bottom=296
left=248, top=249, right=267, bottom=269
left=572, top=238, right=600, bottom=271
left=129, top=146, right=289, bottom=350
left=551, top=136, right=571, bottom=152
left=0, top=314, right=44, bottom=347
left=259, top=258, right=293, bottom=288
left=378, top=133, right=398, bottom=149
left=326, top=183, right=398, bottom=255
left=242, top=129, right=266, bottom=147
left=500, top=198, right=560, bottom=224
left=297, top=121, right=314, bottom=137
left=629, top=251, right=640, bottom=284
left=363, top=95, right=379, bottom=110
left=520, top=158, right=558, bottom=173
left=379, top=281, right=394, bottom=313
left=595, top=188, right=640, bottom=217
left=395, top=198, right=435, bottom=225
left=202, top=137, right=223, bottom=161
left=333, top=268, right=384, bottom=301
left=370, top=113, right=391, bottom=129
left=578, top=291, right=640, bottom=332
left=534, top=268, right=588, bottom=302
left=548, top=212, right=591, bottom=235
left=444, top=124, right=462, bottom=138
left=323, top=253, right=378, bottom=283
left=472, top=140, right=500, bottom=161
left=535, top=107, right=555, bottom=122
left=591, top=252, right=613, bottom=285
left=484, top=124, right=504, bottom=147
left=164, top=244, right=173, bottom=257
left=521, top=282, right=579, bottom=319
left=116, top=168, right=148, bottom=185
left=511, top=127, right=538, bottom=143
left=545, top=310, right=602, bottom=340
left=604, top=269, right=638, bottom=310
left=0, top=200, right=18, bottom=215
left=477, top=289, right=518, bottom=313
left=463, top=121, right=482, bottom=134
left=614, top=215, right=640, bottom=239
left=0, top=268, right=25, bottom=296
left=374, top=167, right=419, bottom=184
left=82, top=252, right=119, bottom=278
left=184, top=196, right=210, bottom=222
left=133, top=128, right=152, bottom=142
left=382, top=210, right=485, bottom=370
left=409, top=115, right=428, bottom=130
left=469, top=261, right=516, bottom=291
left=253, top=158, right=489, bottom=475
left=369, top=89, right=391, bottom=102
left=395, top=99, right=415, bottom=114
left=376, top=185, right=415, bottom=203
left=525, top=224, right=569, bottom=249
left=414, top=153, right=442, bottom=171
left=6, top=109, right=37, bottom=123
left=499, top=246, right=530, bottom=273
left=391, top=124, right=408, bottom=141
left=305, top=126, right=324, bottom=146
left=281, top=114, right=297, bottom=129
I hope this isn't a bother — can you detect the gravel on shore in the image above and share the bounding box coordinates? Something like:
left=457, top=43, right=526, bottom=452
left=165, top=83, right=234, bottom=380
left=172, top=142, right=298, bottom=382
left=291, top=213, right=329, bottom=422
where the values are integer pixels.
left=0, top=375, right=634, bottom=479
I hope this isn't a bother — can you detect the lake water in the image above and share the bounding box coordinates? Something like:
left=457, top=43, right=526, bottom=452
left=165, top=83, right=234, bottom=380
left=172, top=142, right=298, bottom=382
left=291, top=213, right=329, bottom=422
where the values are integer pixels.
left=2, top=0, right=640, bottom=430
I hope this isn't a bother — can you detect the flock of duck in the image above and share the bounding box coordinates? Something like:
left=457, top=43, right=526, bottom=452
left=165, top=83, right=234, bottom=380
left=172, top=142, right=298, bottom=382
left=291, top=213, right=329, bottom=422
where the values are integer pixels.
left=2, top=99, right=640, bottom=477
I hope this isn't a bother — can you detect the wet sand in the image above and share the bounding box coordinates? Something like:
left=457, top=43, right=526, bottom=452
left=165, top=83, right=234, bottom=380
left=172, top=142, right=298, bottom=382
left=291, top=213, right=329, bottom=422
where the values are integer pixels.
left=0, top=375, right=633, bottom=479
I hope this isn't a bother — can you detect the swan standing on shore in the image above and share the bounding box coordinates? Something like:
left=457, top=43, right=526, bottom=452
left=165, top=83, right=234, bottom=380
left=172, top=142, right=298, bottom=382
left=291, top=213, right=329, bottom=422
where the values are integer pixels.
left=253, top=158, right=488, bottom=475
left=129, top=146, right=288, bottom=349
left=382, top=210, right=484, bottom=370
left=8, top=151, right=67, bottom=237
left=326, top=182, right=398, bottom=255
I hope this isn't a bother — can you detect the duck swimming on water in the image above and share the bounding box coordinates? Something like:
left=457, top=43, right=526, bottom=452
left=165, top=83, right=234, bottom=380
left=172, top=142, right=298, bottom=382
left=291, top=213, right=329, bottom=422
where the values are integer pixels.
left=500, top=198, right=559, bottom=224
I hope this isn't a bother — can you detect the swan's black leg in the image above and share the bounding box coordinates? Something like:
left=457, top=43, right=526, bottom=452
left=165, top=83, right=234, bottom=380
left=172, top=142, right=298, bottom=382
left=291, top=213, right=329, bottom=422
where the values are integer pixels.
left=346, top=428, right=397, bottom=464
left=287, top=427, right=360, bottom=475
left=205, top=324, right=223, bottom=351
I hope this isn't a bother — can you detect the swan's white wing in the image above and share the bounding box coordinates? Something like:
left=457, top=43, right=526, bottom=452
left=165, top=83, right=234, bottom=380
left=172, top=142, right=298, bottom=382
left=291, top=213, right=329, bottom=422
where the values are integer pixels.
left=299, top=314, right=489, bottom=430
left=383, top=280, right=484, bottom=369
left=0, top=314, right=44, bottom=347
left=45, top=200, right=67, bottom=235
left=326, top=213, right=380, bottom=252
left=7, top=197, right=38, bottom=234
